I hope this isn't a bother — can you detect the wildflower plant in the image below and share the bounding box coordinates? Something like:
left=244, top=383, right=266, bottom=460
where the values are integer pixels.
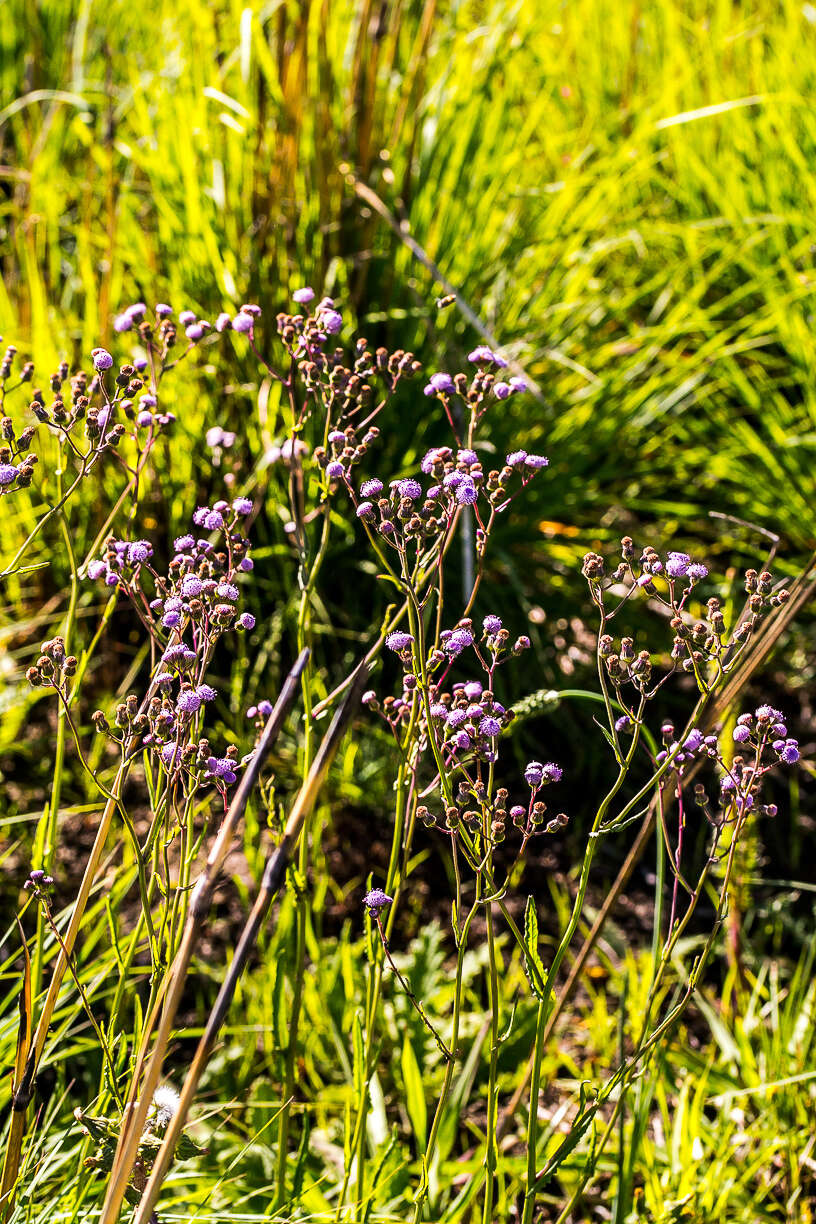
left=0, top=290, right=806, bottom=1224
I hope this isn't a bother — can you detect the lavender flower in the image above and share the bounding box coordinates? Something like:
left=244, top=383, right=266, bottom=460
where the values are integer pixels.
left=321, top=309, right=343, bottom=334
left=232, top=312, right=254, bottom=333
left=206, top=756, right=237, bottom=784
left=444, top=628, right=474, bottom=655
left=455, top=480, right=478, bottom=506
left=386, top=631, right=413, bottom=652
left=293, top=287, right=315, bottom=304
left=361, top=478, right=383, bottom=497
left=362, top=888, right=392, bottom=914
left=0, top=464, right=18, bottom=486
left=91, top=348, right=113, bottom=372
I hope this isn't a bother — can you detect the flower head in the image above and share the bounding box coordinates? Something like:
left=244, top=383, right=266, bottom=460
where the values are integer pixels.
left=91, top=348, right=113, bottom=372
left=363, top=887, right=393, bottom=914
left=386, top=631, right=413, bottom=652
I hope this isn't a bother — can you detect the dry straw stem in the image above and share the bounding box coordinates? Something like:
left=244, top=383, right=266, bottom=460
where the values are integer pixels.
left=98, top=648, right=310, bottom=1222
left=103, top=657, right=368, bottom=1224
left=497, top=548, right=816, bottom=1139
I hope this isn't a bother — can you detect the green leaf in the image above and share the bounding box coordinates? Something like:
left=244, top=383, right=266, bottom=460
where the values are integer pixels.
left=401, top=1034, right=427, bottom=1149
left=523, top=895, right=547, bottom=1000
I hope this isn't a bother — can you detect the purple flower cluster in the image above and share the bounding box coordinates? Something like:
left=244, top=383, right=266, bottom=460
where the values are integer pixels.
left=429, top=676, right=512, bottom=763
left=87, top=539, right=154, bottom=587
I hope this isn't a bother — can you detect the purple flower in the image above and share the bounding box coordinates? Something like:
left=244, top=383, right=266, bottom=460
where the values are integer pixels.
left=237, top=613, right=256, bottom=630
left=666, top=552, right=691, bottom=578
left=429, top=372, right=455, bottom=393
left=174, top=534, right=195, bottom=552
left=155, top=303, right=173, bottom=317
left=483, top=614, right=502, bottom=634
left=206, top=756, right=237, bottom=784
left=241, top=304, right=262, bottom=318
left=91, top=348, right=113, bottom=372
left=204, top=510, right=224, bottom=531
left=163, top=645, right=196, bottom=669
left=216, top=582, right=239, bottom=601
left=524, top=455, right=549, bottom=470
left=0, top=463, right=18, bottom=486
left=162, top=612, right=182, bottom=629
left=356, top=501, right=375, bottom=519
left=683, top=729, right=703, bottom=752
left=232, top=497, right=253, bottom=516
left=780, top=742, right=800, bottom=764
left=446, top=709, right=468, bottom=728
left=321, top=309, right=343, bottom=334
left=386, top=631, right=413, bottom=652
left=87, top=560, right=107, bottom=580
left=361, top=478, right=383, bottom=497
left=328, top=430, right=346, bottom=444
left=543, top=762, right=563, bottom=782
left=197, top=684, right=217, bottom=702
left=140, top=394, right=157, bottom=409
left=509, top=377, right=527, bottom=392
left=239, top=557, right=254, bottom=572
left=463, top=680, right=483, bottom=700
left=479, top=716, right=501, bottom=737
left=177, top=690, right=202, bottom=714
left=127, top=541, right=152, bottom=564
left=293, top=287, right=315, bottom=304
left=615, top=714, right=632, bottom=732
left=113, top=314, right=133, bottom=333
left=257, top=699, right=273, bottom=716
left=232, top=312, right=254, bottom=333
left=429, top=703, right=447, bottom=719
left=161, top=744, right=181, bottom=769
left=326, top=461, right=345, bottom=479
left=215, top=312, right=232, bottom=332
left=444, top=628, right=474, bottom=655
left=397, top=478, right=422, bottom=499
left=524, top=761, right=544, bottom=787
left=178, top=310, right=196, bottom=326
left=452, top=730, right=472, bottom=751
left=467, top=345, right=506, bottom=366
left=455, top=481, right=478, bottom=506
left=687, top=563, right=708, bottom=582
left=363, top=887, right=392, bottom=914
left=185, top=323, right=206, bottom=341
left=493, top=381, right=512, bottom=400
left=506, top=450, right=527, bottom=467
left=458, top=449, right=478, bottom=465
left=443, top=471, right=464, bottom=490
left=732, top=725, right=750, bottom=744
